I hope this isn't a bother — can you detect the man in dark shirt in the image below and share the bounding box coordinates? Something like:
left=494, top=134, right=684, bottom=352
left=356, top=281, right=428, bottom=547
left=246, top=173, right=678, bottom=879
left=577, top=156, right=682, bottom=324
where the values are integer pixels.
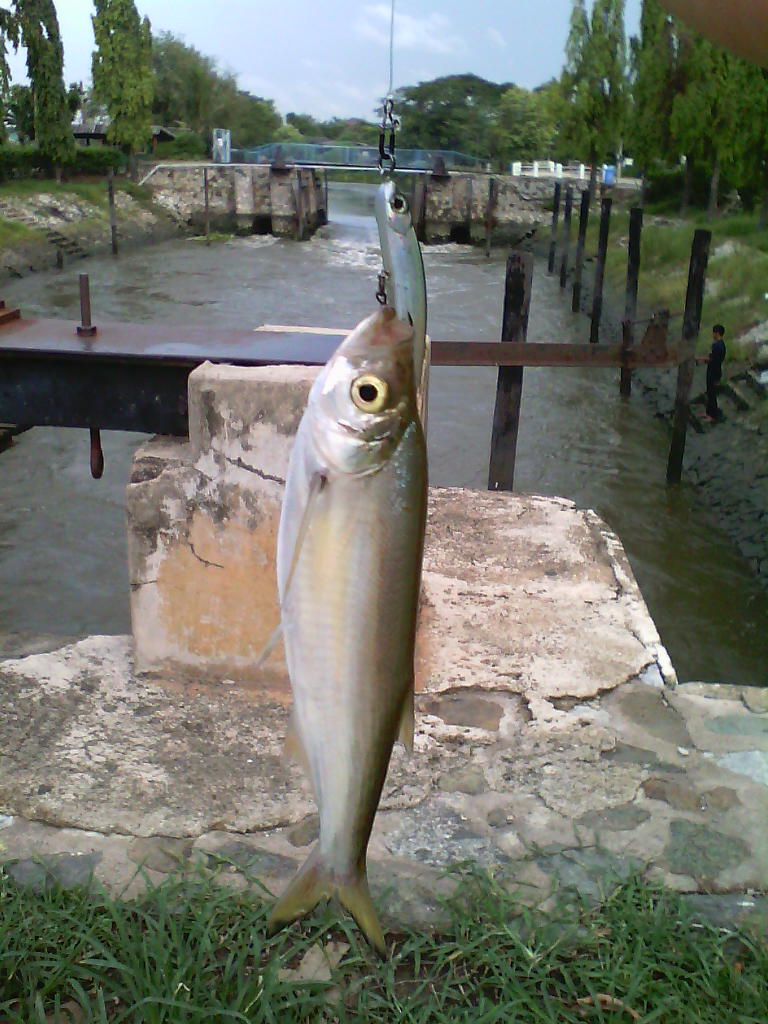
left=697, top=324, right=726, bottom=422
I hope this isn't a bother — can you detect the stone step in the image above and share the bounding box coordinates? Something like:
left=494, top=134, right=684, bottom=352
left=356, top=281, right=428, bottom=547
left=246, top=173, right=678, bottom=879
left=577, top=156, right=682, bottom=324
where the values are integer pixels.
left=721, top=379, right=754, bottom=412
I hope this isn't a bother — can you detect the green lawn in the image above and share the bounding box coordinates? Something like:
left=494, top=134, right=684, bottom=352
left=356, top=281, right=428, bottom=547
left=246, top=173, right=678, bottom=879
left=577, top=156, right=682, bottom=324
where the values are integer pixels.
left=576, top=201, right=768, bottom=359
left=0, top=863, right=764, bottom=1023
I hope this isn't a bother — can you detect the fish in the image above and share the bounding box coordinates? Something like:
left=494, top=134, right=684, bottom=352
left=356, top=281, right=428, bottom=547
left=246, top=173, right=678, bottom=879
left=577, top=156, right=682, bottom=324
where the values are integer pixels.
left=267, top=306, right=428, bottom=956
left=374, top=179, right=430, bottom=424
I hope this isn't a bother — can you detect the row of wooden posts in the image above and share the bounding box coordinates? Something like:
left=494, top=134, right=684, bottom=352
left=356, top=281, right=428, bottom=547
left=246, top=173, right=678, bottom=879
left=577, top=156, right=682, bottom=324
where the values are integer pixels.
left=487, top=182, right=711, bottom=492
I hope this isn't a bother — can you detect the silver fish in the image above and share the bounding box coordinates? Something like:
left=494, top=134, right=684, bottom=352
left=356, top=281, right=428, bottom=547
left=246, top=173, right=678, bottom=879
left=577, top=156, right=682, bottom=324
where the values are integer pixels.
left=268, top=306, right=427, bottom=955
left=374, top=180, right=430, bottom=424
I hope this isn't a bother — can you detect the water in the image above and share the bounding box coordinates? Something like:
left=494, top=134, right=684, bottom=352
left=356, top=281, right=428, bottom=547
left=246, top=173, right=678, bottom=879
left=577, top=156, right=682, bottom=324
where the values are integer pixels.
left=1, top=182, right=766, bottom=685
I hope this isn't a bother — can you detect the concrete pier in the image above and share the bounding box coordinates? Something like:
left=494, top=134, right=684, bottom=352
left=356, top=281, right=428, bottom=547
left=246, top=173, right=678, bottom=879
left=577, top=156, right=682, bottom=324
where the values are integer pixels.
left=0, top=361, right=766, bottom=930
left=139, top=162, right=327, bottom=239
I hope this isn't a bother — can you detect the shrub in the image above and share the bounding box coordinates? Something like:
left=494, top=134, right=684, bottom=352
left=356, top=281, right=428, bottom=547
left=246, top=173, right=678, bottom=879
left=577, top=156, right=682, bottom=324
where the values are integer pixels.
left=63, top=146, right=123, bottom=175
left=0, top=143, right=122, bottom=180
left=153, top=131, right=207, bottom=159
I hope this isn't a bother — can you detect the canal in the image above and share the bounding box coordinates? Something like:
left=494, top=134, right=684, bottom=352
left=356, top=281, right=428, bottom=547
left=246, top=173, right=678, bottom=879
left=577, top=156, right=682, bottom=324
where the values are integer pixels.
left=1, top=182, right=766, bottom=685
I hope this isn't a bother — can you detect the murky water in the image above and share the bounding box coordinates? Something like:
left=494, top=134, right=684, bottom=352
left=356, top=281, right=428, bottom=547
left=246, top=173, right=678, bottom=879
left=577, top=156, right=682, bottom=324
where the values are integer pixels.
left=1, top=183, right=767, bottom=684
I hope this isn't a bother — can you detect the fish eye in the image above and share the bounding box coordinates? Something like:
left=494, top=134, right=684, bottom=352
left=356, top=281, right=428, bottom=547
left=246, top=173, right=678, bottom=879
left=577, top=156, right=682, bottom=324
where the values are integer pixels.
left=351, top=374, right=389, bottom=413
left=391, top=193, right=409, bottom=215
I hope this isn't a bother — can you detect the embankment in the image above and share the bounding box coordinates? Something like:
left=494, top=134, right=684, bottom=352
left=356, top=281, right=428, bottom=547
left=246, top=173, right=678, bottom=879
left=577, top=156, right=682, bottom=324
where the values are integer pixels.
left=0, top=182, right=185, bottom=281
left=541, top=214, right=768, bottom=593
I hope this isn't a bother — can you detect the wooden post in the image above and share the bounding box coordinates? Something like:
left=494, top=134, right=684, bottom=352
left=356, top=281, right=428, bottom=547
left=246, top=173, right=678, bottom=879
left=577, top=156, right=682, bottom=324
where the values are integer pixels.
left=203, top=167, right=210, bottom=245
left=559, top=186, right=573, bottom=288
left=571, top=189, right=590, bottom=313
left=589, top=196, right=612, bottom=343
left=666, top=229, right=711, bottom=484
left=620, top=207, right=643, bottom=395
left=107, top=168, right=118, bottom=256
left=487, top=251, right=534, bottom=491
left=548, top=182, right=561, bottom=273
left=484, top=176, right=499, bottom=257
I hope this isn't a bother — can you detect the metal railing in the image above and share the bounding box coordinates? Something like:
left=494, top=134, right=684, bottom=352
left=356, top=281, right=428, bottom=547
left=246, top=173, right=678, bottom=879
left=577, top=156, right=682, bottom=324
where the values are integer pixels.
left=229, top=143, right=487, bottom=172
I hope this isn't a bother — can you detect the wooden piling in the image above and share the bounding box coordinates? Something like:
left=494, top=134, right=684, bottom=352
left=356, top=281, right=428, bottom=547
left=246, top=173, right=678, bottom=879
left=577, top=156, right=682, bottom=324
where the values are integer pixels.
left=559, top=187, right=573, bottom=288
left=666, top=228, right=711, bottom=484
left=589, top=196, right=612, bottom=343
left=548, top=182, right=561, bottom=273
left=487, top=250, right=533, bottom=491
left=107, top=168, right=118, bottom=256
left=571, top=189, right=590, bottom=313
left=484, top=177, right=499, bottom=257
left=203, top=167, right=210, bottom=245
left=620, top=207, right=643, bottom=395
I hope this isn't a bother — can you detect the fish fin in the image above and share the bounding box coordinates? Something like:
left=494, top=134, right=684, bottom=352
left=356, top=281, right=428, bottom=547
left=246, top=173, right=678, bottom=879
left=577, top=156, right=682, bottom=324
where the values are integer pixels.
left=253, top=621, right=283, bottom=670
left=268, top=849, right=387, bottom=958
left=282, top=712, right=311, bottom=776
left=336, top=865, right=387, bottom=958
left=396, top=684, right=415, bottom=753
left=267, top=847, right=329, bottom=931
left=280, top=470, right=327, bottom=607
left=260, top=470, right=326, bottom=670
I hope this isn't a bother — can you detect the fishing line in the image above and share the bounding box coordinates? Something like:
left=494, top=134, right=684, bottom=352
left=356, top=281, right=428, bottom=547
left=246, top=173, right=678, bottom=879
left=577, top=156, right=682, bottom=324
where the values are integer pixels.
left=387, top=0, right=396, bottom=98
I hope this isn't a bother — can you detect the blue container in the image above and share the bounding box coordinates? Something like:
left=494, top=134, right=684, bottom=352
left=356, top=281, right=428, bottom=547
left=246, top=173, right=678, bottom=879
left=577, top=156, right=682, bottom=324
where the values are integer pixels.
left=604, top=165, right=616, bottom=186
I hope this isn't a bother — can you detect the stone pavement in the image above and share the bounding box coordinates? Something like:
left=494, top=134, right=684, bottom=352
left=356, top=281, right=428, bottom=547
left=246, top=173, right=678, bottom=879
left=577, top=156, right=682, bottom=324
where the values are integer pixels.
left=0, top=637, right=766, bottom=934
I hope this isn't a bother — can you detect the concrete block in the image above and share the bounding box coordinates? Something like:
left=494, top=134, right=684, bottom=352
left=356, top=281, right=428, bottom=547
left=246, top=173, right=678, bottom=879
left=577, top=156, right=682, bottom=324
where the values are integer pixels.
left=127, top=361, right=318, bottom=691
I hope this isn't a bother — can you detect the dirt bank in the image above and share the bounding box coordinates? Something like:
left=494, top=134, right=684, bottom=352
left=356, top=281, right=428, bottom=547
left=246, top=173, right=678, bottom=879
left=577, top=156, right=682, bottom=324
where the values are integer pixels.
left=535, top=225, right=768, bottom=594
left=635, top=365, right=768, bottom=589
left=0, top=183, right=186, bottom=281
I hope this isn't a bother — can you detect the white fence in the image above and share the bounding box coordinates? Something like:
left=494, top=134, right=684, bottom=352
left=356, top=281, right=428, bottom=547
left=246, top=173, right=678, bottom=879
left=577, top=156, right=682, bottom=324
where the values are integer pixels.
left=510, top=160, right=614, bottom=181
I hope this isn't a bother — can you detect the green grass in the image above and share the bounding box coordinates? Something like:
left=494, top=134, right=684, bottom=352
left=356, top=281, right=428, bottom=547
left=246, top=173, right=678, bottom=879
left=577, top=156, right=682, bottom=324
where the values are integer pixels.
left=576, top=203, right=768, bottom=359
left=0, top=179, right=150, bottom=210
left=0, top=217, right=42, bottom=245
left=0, top=863, right=765, bottom=1023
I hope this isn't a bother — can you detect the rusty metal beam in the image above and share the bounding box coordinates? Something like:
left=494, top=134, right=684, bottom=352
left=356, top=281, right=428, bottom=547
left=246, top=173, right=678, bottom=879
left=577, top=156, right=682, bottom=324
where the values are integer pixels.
left=0, top=311, right=676, bottom=436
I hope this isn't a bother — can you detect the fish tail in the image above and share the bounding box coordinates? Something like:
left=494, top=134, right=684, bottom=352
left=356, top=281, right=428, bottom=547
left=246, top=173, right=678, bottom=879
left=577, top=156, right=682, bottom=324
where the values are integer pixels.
left=267, top=847, right=386, bottom=957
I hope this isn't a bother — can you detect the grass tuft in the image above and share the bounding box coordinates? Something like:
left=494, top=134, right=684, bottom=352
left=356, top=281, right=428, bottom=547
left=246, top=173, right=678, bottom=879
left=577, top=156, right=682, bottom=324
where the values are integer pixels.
left=0, top=863, right=765, bottom=1022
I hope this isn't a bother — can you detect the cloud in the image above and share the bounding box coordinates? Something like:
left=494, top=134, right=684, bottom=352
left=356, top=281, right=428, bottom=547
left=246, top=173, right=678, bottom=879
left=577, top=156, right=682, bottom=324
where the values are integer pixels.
left=487, top=27, right=506, bottom=49
left=355, top=3, right=461, bottom=56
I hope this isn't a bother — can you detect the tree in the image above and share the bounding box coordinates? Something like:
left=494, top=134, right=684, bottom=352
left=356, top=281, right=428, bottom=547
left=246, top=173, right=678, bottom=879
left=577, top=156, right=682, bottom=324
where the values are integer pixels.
left=729, top=62, right=768, bottom=226
left=393, top=74, right=511, bottom=156
left=15, top=0, right=73, bottom=166
left=151, top=32, right=279, bottom=149
left=91, top=0, right=153, bottom=153
left=488, top=86, right=556, bottom=166
left=670, top=33, right=735, bottom=217
left=5, top=81, right=34, bottom=138
left=628, top=0, right=678, bottom=180
left=560, top=0, right=627, bottom=196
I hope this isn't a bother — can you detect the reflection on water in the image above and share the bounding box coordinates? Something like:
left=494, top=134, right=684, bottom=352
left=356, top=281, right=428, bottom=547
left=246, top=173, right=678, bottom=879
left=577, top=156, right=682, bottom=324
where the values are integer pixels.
left=1, top=182, right=766, bottom=685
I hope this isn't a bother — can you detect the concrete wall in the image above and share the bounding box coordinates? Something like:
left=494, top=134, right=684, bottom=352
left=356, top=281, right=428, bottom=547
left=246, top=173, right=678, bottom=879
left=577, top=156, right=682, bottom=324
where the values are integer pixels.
left=139, top=163, right=328, bottom=239
left=417, top=172, right=640, bottom=245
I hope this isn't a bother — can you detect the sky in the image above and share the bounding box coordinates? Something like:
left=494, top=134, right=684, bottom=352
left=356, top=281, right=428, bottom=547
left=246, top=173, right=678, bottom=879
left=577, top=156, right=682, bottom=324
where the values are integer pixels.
left=7, top=0, right=642, bottom=122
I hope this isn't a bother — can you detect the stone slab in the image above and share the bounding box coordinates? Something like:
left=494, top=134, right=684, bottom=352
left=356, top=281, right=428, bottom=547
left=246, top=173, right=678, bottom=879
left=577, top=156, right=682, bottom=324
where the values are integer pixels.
left=1, top=633, right=766, bottom=929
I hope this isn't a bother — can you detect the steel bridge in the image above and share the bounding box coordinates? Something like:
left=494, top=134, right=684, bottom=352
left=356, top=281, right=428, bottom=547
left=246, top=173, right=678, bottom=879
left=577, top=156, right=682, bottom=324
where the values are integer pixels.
left=229, top=142, right=487, bottom=174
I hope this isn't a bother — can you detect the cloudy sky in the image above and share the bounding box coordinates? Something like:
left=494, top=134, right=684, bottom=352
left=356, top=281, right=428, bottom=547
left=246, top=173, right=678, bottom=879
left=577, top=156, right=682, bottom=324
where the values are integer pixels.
left=7, top=0, right=642, bottom=121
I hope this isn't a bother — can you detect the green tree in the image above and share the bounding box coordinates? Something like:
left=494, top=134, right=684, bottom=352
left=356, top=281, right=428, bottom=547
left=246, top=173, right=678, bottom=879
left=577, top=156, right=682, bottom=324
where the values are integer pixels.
left=560, top=0, right=627, bottom=196
left=670, top=33, right=735, bottom=217
left=488, top=85, right=556, bottom=166
left=394, top=74, right=511, bottom=156
left=91, top=0, right=153, bottom=153
left=16, top=0, right=73, bottom=167
left=628, top=0, right=678, bottom=180
left=151, top=32, right=279, bottom=149
left=729, top=62, right=768, bottom=225
left=5, top=81, right=34, bottom=138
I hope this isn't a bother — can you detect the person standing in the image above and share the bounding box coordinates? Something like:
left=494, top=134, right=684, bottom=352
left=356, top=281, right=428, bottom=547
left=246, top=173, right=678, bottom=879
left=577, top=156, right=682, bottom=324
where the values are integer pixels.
left=697, top=324, right=726, bottom=422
